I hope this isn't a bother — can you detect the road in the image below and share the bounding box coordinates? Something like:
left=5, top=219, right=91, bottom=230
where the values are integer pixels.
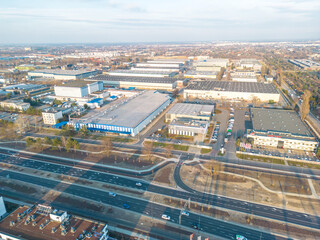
left=0, top=151, right=319, bottom=231
left=0, top=168, right=287, bottom=240
left=24, top=133, right=320, bottom=177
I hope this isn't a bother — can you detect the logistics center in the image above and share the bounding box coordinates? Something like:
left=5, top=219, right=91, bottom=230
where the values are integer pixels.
left=68, top=91, right=171, bottom=136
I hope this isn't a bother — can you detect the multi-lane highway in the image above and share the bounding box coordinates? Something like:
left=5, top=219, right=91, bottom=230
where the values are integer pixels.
left=0, top=151, right=319, bottom=231
left=0, top=168, right=286, bottom=240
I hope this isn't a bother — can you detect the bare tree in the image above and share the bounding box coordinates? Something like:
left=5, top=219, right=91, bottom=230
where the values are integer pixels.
left=102, top=137, right=113, bottom=157
left=143, top=142, right=153, bottom=161
left=300, top=90, right=312, bottom=121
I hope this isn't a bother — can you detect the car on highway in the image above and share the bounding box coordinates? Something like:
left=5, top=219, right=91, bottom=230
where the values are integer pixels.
left=123, top=203, right=130, bottom=209
left=135, top=182, right=142, bottom=187
left=236, top=235, right=247, bottom=240
left=192, top=223, right=202, bottom=230
left=109, top=192, right=117, bottom=197
left=181, top=210, right=189, bottom=216
left=161, top=214, right=171, bottom=220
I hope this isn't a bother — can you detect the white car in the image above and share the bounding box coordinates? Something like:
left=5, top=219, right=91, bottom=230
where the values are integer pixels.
left=136, top=182, right=142, bottom=187
left=236, top=235, right=247, bottom=240
left=109, top=192, right=117, bottom=197
left=161, top=214, right=171, bottom=220
left=181, top=211, right=189, bottom=216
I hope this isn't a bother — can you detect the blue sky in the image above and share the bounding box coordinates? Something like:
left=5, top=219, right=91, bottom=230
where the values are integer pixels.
left=0, top=0, right=319, bottom=44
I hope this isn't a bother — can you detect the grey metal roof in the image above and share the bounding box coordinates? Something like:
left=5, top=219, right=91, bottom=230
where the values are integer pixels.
left=185, top=81, right=278, bottom=94
left=30, top=69, right=96, bottom=76
left=251, top=108, right=312, bottom=137
left=89, top=75, right=179, bottom=84
left=59, top=80, right=98, bottom=88
left=92, top=91, right=170, bottom=128
left=167, top=103, right=213, bottom=117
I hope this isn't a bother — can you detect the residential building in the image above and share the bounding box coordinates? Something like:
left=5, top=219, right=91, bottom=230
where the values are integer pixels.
left=42, top=110, right=63, bottom=125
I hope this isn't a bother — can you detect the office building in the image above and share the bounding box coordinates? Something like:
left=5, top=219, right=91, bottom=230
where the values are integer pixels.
left=42, top=110, right=63, bottom=125
left=28, top=69, right=98, bottom=80
left=183, top=81, right=280, bottom=102
left=247, top=108, right=318, bottom=151
left=68, top=91, right=171, bottom=136
left=168, top=119, right=209, bottom=140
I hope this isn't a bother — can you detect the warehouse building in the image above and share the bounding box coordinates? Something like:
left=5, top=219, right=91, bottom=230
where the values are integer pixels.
left=68, top=91, right=171, bottom=136
left=89, top=75, right=186, bottom=90
left=0, top=100, right=30, bottom=111
left=183, top=81, right=280, bottom=102
left=28, top=69, right=98, bottom=80
left=147, top=59, right=187, bottom=64
left=194, top=58, right=229, bottom=68
left=237, top=59, right=262, bottom=71
left=166, top=103, right=214, bottom=122
left=166, top=103, right=214, bottom=141
left=247, top=108, right=318, bottom=151
left=135, top=62, right=182, bottom=68
left=107, top=69, right=178, bottom=78
left=288, top=59, right=320, bottom=70
left=231, top=76, right=257, bottom=82
left=131, top=66, right=180, bottom=72
left=54, top=80, right=103, bottom=99
left=184, top=71, right=217, bottom=79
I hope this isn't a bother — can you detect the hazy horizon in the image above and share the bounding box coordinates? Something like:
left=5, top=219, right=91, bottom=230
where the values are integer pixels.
left=1, top=0, right=319, bottom=44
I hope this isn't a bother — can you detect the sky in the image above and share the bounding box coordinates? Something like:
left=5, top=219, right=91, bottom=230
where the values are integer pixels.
left=0, top=0, right=319, bottom=44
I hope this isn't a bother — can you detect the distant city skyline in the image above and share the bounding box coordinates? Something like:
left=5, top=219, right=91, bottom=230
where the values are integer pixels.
left=0, top=0, right=319, bottom=44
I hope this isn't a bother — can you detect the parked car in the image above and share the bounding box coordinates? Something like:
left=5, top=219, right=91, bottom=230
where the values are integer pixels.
left=136, top=182, right=142, bottom=187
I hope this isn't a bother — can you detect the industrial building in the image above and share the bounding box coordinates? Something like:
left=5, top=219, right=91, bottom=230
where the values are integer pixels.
left=28, top=69, right=98, bottom=80
left=0, top=100, right=30, bottom=111
left=231, top=76, right=257, bottom=82
left=68, top=91, right=171, bottom=136
left=166, top=103, right=214, bottom=141
left=194, top=58, right=229, bottom=68
left=237, top=59, right=262, bottom=71
left=247, top=108, right=318, bottom=151
left=166, top=103, right=214, bottom=122
left=183, top=81, right=280, bottom=102
left=288, top=59, right=320, bottom=70
left=0, top=205, right=109, bottom=240
left=107, top=69, right=178, bottom=78
left=135, top=62, right=182, bottom=68
left=168, top=119, right=209, bottom=140
left=147, top=59, right=187, bottom=64
left=2, top=84, right=50, bottom=95
left=131, top=66, right=180, bottom=72
left=89, top=75, right=187, bottom=90
left=54, top=80, right=103, bottom=98
left=184, top=71, right=217, bottom=79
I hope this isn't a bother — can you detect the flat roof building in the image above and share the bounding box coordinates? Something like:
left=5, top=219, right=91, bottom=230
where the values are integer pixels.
left=28, top=69, right=98, bottom=80
left=107, top=69, right=178, bottom=78
left=42, top=110, right=63, bottom=125
left=288, top=59, right=320, bottom=70
left=184, top=71, right=217, bottom=79
left=247, top=108, right=318, bottom=151
left=194, top=58, right=229, bottom=68
left=89, top=75, right=186, bottom=90
left=54, top=81, right=103, bottom=99
left=168, top=119, right=209, bottom=140
left=0, top=205, right=108, bottom=240
left=183, top=81, right=280, bottom=102
left=69, top=91, right=171, bottom=136
left=0, top=100, right=30, bottom=111
left=166, top=103, right=214, bottom=122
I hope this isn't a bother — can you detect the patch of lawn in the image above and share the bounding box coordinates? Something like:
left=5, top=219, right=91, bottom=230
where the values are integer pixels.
left=201, top=148, right=212, bottom=154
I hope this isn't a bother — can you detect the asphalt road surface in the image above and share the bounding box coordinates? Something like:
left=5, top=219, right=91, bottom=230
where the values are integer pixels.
left=0, top=169, right=287, bottom=240
left=0, top=151, right=319, bottom=231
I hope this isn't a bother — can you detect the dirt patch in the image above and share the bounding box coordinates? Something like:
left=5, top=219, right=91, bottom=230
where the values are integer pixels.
left=153, top=163, right=175, bottom=186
